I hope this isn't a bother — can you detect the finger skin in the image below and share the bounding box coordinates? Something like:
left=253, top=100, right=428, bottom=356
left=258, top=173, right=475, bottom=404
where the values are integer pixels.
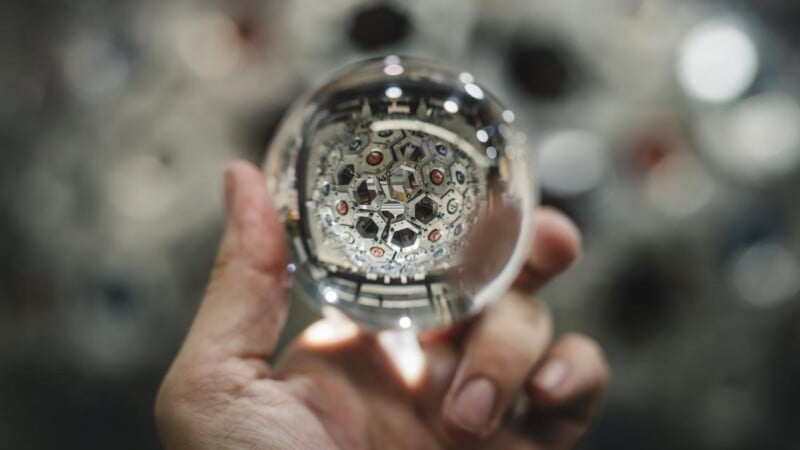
left=514, top=207, right=581, bottom=293
left=518, top=333, right=609, bottom=449
left=529, top=333, right=609, bottom=411
left=177, top=160, right=290, bottom=366
left=441, top=292, right=553, bottom=440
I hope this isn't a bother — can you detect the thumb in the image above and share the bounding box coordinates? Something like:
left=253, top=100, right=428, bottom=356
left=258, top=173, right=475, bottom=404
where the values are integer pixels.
left=178, top=160, right=290, bottom=366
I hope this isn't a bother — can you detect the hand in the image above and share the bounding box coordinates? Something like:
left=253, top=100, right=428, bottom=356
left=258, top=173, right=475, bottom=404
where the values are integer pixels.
left=155, top=160, right=609, bottom=450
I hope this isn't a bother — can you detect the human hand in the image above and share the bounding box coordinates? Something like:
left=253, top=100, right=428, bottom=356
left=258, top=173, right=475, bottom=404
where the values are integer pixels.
left=155, top=160, right=609, bottom=450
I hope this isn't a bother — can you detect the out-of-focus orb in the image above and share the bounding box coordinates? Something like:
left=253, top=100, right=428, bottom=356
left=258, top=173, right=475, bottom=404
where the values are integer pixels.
left=730, top=242, right=800, bottom=308
left=63, top=34, right=130, bottom=103
left=266, top=57, right=535, bottom=332
left=696, top=91, right=800, bottom=182
left=728, top=93, right=800, bottom=170
left=677, top=20, right=758, bottom=104
left=536, top=130, right=609, bottom=198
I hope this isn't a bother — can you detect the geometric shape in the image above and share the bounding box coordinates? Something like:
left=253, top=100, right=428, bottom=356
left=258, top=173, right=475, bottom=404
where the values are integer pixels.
left=429, top=168, right=445, bottom=185
left=401, top=143, right=425, bottom=162
left=336, top=200, right=349, bottom=215
left=391, top=228, right=418, bottom=248
left=336, top=164, right=356, bottom=185
left=366, top=151, right=384, bottom=166
left=380, top=200, right=405, bottom=219
left=354, top=179, right=378, bottom=205
left=388, top=165, right=421, bottom=202
left=414, top=195, right=438, bottom=224
left=446, top=198, right=458, bottom=214
left=355, top=216, right=380, bottom=239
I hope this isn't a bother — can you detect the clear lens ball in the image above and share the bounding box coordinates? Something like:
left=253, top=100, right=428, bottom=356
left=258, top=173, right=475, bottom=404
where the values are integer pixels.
left=265, top=56, right=536, bottom=332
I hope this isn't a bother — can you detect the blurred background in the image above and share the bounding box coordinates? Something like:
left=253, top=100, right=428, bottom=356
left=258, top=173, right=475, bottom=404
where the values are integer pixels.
left=2, top=0, right=800, bottom=448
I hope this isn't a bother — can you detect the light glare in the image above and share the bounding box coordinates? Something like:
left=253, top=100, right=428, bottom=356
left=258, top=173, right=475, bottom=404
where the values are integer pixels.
left=378, top=329, right=426, bottom=387
left=443, top=99, right=459, bottom=113
left=678, top=20, right=758, bottom=103
left=385, top=86, right=403, bottom=99
left=323, top=288, right=338, bottom=303
left=464, top=83, right=484, bottom=100
left=301, top=307, right=359, bottom=347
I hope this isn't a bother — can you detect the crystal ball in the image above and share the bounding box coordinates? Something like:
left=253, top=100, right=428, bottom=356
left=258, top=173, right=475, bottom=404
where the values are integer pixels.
left=265, top=56, right=536, bottom=332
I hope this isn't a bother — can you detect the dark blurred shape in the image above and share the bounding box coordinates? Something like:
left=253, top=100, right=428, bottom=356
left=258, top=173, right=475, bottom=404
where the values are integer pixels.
left=584, top=405, right=678, bottom=450
left=4, top=365, right=161, bottom=450
left=539, top=192, right=584, bottom=231
left=766, top=305, right=800, bottom=448
left=718, top=207, right=787, bottom=261
left=348, top=4, right=410, bottom=50
left=94, top=279, right=138, bottom=314
left=605, top=252, right=678, bottom=341
left=506, top=38, right=572, bottom=101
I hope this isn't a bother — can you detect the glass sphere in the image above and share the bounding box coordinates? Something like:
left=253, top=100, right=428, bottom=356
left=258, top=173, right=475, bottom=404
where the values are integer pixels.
left=265, top=56, right=536, bottom=332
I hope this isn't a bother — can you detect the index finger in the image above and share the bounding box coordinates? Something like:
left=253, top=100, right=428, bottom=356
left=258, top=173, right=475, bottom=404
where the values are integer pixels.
left=513, top=207, right=581, bottom=293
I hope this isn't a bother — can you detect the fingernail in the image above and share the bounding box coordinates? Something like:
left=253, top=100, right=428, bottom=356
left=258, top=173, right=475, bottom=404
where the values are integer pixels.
left=448, top=377, right=497, bottom=435
left=535, top=360, right=567, bottom=392
left=223, top=168, right=236, bottom=212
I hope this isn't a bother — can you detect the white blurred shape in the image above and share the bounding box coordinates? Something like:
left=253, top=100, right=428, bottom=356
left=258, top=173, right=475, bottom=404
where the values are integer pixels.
left=398, top=316, right=412, bottom=329
left=677, top=20, right=758, bottom=103
left=644, top=152, right=715, bottom=216
left=464, top=83, right=484, bottom=100
left=384, top=55, right=401, bottom=65
left=476, top=129, right=489, bottom=143
left=443, top=99, right=459, bottom=113
left=385, top=86, right=403, bottom=99
left=729, top=93, right=800, bottom=171
left=177, top=12, right=243, bottom=79
left=378, top=329, right=426, bottom=387
left=698, top=91, right=800, bottom=182
left=384, top=64, right=404, bottom=76
left=63, top=35, right=129, bottom=103
left=730, top=242, right=800, bottom=308
left=302, top=307, right=359, bottom=347
left=536, top=130, right=609, bottom=197
left=324, top=288, right=339, bottom=303
left=458, top=72, right=475, bottom=84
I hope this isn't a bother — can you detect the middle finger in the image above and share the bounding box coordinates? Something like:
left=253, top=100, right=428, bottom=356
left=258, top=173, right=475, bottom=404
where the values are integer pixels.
left=440, top=291, right=553, bottom=441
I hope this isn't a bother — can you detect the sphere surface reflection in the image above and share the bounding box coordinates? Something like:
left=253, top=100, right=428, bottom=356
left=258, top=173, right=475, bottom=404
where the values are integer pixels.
left=266, top=56, right=535, bottom=331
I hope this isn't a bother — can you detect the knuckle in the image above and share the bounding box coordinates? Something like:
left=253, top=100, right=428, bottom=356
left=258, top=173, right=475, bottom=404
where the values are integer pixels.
left=561, top=333, right=610, bottom=382
left=480, top=300, right=554, bottom=367
left=503, top=299, right=553, bottom=345
left=560, top=332, right=596, bottom=352
left=504, top=292, right=552, bottom=327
